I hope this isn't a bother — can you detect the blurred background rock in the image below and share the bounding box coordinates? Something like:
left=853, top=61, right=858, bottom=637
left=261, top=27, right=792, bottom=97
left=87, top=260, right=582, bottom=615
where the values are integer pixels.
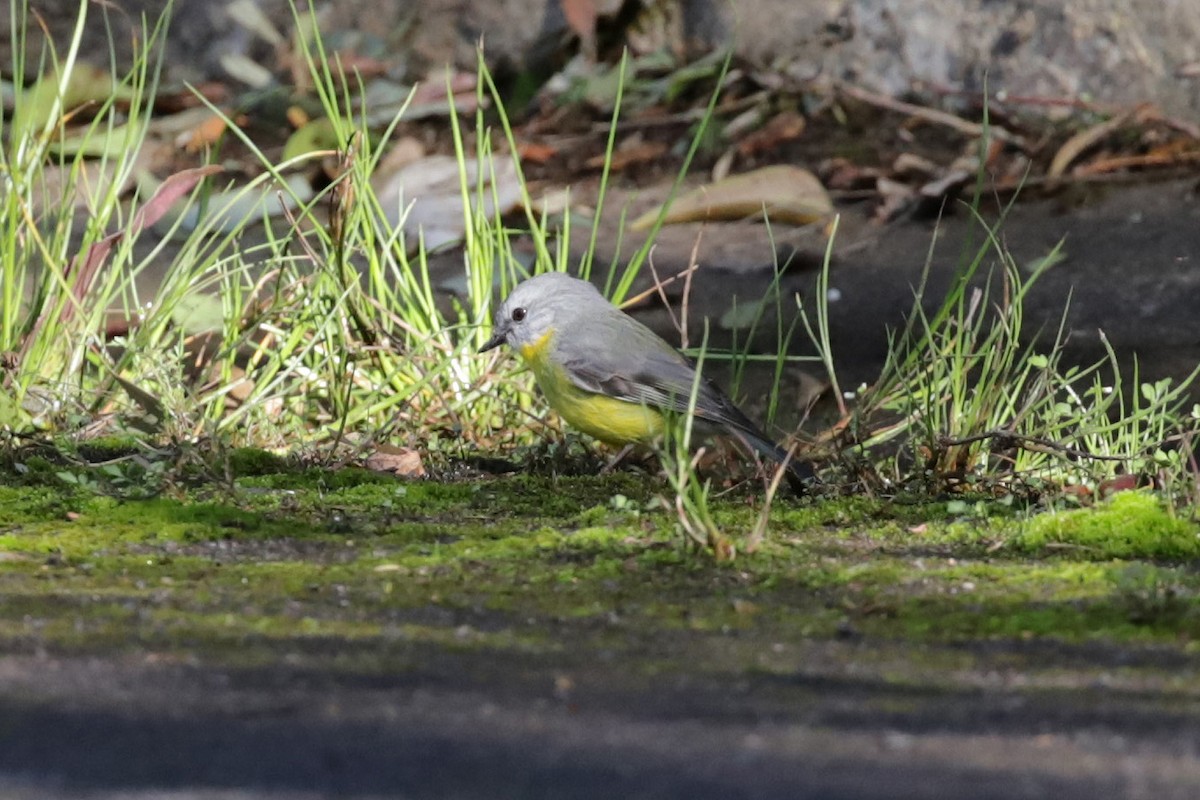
left=5, top=0, right=1198, bottom=120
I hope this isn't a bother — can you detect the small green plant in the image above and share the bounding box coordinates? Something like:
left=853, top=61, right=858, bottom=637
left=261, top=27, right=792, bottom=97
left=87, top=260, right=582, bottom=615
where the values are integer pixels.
left=5, top=0, right=1198, bottom=548
left=654, top=324, right=728, bottom=556
left=1, top=0, right=542, bottom=459
left=813, top=127, right=1200, bottom=504
left=846, top=229, right=1200, bottom=500
left=1, top=0, right=169, bottom=429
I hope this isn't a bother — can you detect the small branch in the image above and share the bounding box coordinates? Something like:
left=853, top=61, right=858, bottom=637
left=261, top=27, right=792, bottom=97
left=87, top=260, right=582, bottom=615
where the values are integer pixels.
left=621, top=263, right=700, bottom=310
left=938, top=429, right=1130, bottom=462
left=837, top=82, right=1027, bottom=149
left=645, top=248, right=681, bottom=336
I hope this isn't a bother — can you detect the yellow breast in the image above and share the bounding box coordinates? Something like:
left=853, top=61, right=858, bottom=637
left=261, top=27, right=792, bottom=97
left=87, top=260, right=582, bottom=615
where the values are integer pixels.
left=520, top=330, right=664, bottom=445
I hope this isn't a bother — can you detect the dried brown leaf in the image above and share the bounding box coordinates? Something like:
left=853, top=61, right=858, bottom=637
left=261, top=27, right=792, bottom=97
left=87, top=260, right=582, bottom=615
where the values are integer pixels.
left=735, top=110, right=806, bottom=157
left=584, top=139, right=667, bottom=170
left=1048, top=107, right=1139, bottom=178
left=632, top=165, right=832, bottom=231
left=177, top=112, right=230, bottom=153
left=518, top=141, right=559, bottom=164
left=365, top=446, right=426, bottom=478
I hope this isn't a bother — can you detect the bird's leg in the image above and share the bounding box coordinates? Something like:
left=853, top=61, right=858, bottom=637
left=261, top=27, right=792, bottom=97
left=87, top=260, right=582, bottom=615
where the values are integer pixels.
left=599, top=443, right=638, bottom=474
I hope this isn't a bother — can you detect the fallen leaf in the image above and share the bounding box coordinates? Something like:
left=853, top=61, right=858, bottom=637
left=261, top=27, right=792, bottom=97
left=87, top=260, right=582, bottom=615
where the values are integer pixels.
left=518, top=141, right=559, bottom=164
left=632, top=165, right=832, bottom=230
left=414, top=72, right=478, bottom=102
left=286, top=105, right=310, bottom=128
left=49, top=120, right=146, bottom=159
left=375, top=136, right=426, bottom=176
left=184, top=329, right=256, bottom=394
left=222, top=366, right=255, bottom=406
left=153, top=81, right=231, bottom=113
left=710, top=148, right=735, bottom=182
left=529, top=187, right=574, bottom=217
left=177, top=112, right=231, bottom=153
left=580, top=65, right=624, bottom=111
left=365, top=446, right=426, bottom=478
left=584, top=138, right=667, bottom=170
left=33, top=159, right=138, bottom=214
left=735, top=110, right=806, bottom=158
left=1048, top=107, right=1139, bottom=178
left=1060, top=484, right=1096, bottom=504
left=139, top=166, right=228, bottom=228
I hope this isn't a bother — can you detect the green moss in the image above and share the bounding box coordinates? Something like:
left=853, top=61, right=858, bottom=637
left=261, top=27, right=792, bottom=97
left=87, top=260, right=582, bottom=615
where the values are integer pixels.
left=1014, top=492, right=1200, bottom=560
left=236, top=466, right=405, bottom=496
left=3, top=470, right=1200, bottom=687
left=0, top=485, right=84, bottom=522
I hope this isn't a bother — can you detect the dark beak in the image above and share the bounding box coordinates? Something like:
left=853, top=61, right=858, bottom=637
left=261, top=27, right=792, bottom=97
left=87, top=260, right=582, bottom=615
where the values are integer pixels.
left=478, top=330, right=507, bottom=353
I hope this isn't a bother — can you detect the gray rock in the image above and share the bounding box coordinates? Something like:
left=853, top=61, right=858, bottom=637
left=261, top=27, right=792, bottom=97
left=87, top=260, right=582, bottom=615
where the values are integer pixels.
left=6, top=1, right=1196, bottom=117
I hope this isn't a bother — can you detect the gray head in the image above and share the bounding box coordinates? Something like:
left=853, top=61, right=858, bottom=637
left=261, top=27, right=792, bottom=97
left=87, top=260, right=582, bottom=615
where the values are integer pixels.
left=478, top=272, right=607, bottom=353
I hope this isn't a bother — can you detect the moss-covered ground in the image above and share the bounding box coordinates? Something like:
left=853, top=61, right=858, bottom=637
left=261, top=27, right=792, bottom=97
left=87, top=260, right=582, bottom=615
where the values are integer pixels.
left=5, top=455, right=1200, bottom=796
left=2, top=455, right=1199, bottom=685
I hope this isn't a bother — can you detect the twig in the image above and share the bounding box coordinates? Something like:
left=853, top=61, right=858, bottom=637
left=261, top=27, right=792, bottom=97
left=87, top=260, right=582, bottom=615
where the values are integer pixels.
left=991, top=166, right=1200, bottom=194
left=645, top=247, right=680, bottom=335
left=837, top=83, right=1027, bottom=149
left=1075, top=149, right=1200, bottom=176
left=746, top=441, right=796, bottom=554
left=938, top=429, right=1129, bottom=462
left=679, top=230, right=703, bottom=350
left=621, top=263, right=700, bottom=309
left=645, top=227, right=709, bottom=352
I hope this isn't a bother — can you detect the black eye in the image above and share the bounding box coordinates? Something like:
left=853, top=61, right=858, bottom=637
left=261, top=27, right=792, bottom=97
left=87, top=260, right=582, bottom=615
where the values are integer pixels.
left=511, top=307, right=527, bottom=323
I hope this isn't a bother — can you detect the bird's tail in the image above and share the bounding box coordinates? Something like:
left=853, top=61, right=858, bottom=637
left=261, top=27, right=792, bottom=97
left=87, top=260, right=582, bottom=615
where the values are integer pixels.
left=732, top=425, right=816, bottom=493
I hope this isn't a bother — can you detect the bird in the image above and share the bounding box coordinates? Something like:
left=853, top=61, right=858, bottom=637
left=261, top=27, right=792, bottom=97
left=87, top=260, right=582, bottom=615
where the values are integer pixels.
left=478, top=271, right=814, bottom=490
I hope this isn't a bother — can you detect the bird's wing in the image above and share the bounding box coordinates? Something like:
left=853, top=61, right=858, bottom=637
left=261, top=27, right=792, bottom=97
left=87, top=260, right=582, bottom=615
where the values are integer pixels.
left=555, top=311, right=764, bottom=434
left=556, top=309, right=811, bottom=484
